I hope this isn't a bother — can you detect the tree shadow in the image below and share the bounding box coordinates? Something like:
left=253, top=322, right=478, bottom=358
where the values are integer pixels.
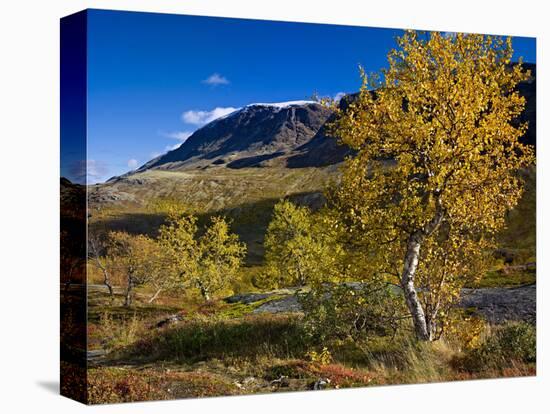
left=89, top=191, right=325, bottom=266
left=226, top=151, right=285, bottom=168
left=110, top=314, right=307, bottom=365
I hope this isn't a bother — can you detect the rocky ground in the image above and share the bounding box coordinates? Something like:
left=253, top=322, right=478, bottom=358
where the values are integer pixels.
left=460, top=284, right=536, bottom=324
left=226, top=284, right=537, bottom=323
left=84, top=282, right=536, bottom=368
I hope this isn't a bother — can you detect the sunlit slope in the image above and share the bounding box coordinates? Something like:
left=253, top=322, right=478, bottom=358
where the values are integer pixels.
left=89, top=165, right=340, bottom=264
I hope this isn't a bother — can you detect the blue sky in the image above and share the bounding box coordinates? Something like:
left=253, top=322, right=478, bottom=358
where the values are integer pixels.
left=82, top=9, right=536, bottom=183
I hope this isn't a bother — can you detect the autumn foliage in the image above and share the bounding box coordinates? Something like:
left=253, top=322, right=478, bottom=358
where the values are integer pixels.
left=328, top=31, right=534, bottom=340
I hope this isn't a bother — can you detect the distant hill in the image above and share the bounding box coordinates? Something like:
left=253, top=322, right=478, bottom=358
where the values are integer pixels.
left=61, top=177, right=86, bottom=214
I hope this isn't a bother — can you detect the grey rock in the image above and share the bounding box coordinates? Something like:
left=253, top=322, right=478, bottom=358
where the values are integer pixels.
left=270, top=376, right=290, bottom=388
left=253, top=295, right=302, bottom=314
left=238, top=283, right=536, bottom=324
left=459, top=284, right=536, bottom=324
left=311, top=378, right=331, bottom=390
left=155, top=313, right=186, bottom=328
left=224, top=292, right=271, bottom=304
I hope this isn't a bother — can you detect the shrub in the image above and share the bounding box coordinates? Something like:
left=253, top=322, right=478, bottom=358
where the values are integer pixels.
left=264, top=360, right=312, bottom=381
left=307, top=363, right=373, bottom=388
left=306, top=347, right=333, bottom=365
left=458, top=322, right=536, bottom=372
left=87, top=368, right=239, bottom=404
left=493, top=322, right=536, bottom=362
left=95, top=311, right=145, bottom=350
left=300, top=282, right=405, bottom=344
left=443, top=310, right=486, bottom=350
left=262, top=359, right=373, bottom=388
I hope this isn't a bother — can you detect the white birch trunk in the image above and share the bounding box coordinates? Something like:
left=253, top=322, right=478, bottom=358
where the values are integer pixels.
left=400, top=232, right=431, bottom=340
left=400, top=202, right=445, bottom=341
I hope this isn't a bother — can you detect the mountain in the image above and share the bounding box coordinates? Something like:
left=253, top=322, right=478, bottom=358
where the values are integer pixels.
left=61, top=177, right=86, bottom=214
left=517, top=63, right=536, bottom=147
left=131, top=63, right=536, bottom=176
left=135, top=101, right=351, bottom=173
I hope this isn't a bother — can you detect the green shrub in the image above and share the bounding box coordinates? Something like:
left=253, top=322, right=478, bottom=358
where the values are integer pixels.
left=459, top=322, right=536, bottom=372
left=494, top=322, right=536, bottom=362
left=300, top=282, right=405, bottom=344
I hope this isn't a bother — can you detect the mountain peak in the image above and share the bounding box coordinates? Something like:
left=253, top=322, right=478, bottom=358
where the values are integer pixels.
left=196, top=101, right=322, bottom=130
left=136, top=100, right=346, bottom=172
left=244, top=100, right=319, bottom=109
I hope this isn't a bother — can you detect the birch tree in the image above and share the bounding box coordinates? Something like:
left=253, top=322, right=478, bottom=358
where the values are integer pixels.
left=107, top=232, right=166, bottom=306
left=330, top=31, right=534, bottom=340
left=260, top=200, right=344, bottom=288
left=158, top=212, right=246, bottom=301
left=88, top=232, right=114, bottom=296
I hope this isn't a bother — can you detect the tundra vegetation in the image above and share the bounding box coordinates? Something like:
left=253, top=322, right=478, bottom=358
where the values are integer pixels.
left=80, top=31, right=536, bottom=403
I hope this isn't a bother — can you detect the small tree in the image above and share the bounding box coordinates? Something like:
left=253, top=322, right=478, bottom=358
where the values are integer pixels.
left=158, top=212, right=246, bottom=301
left=330, top=31, right=534, bottom=340
left=107, top=232, right=164, bottom=306
left=157, top=211, right=198, bottom=285
left=260, top=200, right=344, bottom=289
left=88, top=232, right=114, bottom=296
left=195, top=216, right=247, bottom=301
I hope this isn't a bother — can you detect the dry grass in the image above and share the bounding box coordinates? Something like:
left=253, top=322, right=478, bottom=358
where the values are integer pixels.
left=85, top=291, right=536, bottom=403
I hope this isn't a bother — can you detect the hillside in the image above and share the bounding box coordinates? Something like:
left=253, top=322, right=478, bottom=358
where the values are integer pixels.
left=133, top=101, right=350, bottom=173
left=89, top=166, right=338, bottom=264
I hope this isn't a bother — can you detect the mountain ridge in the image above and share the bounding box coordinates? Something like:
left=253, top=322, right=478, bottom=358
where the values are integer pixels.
left=134, top=101, right=349, bottom=175
left=115, top=62, right=535, bottom=182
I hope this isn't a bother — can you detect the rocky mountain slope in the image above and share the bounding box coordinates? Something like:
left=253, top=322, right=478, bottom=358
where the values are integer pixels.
left=135, top=101, right=350, bottom=173
left=128, top=63, right=535, bottom=177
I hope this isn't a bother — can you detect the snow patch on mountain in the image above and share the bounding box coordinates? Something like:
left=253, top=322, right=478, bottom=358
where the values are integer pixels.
left=203, top=100, right=320, bottom=126
left=246, top=100, right=319, bottom=109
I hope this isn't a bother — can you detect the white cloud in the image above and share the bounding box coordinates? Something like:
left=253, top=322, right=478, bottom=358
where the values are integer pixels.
left=153, top=104, right=237, bottom=161
left=165, top=143, right=181, bottom=152
left=182, top=107, right=238, bottom=126
left=152, top=130, right=194, bottom=158
left=69, top=159, right=109, bottom=184
left=87, top=160, right=109, bottom=181
left=127, top=159, right=138, bottom=169
left=333, top=92, right=346, bottom=102
left=202, top=73, right=230, bottom=86
left=163, top=130, right=193, bottom=142
left=150, top=143, right=184, bottom=160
